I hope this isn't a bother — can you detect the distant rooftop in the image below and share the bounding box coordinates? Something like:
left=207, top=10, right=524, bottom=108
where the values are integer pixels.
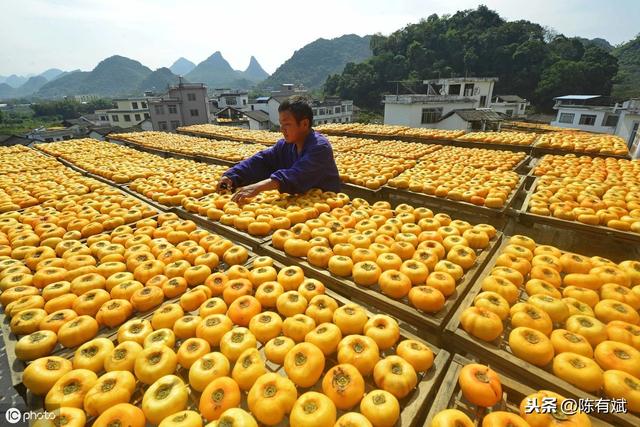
left=383, top=94, right=476, bottom=104
left=424, top=77, right=499, bottom=84
left=553, top=95, right=601, bottom=100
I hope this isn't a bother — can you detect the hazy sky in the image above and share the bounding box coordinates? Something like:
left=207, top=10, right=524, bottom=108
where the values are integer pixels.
left=1, top=0, right=639, bottom=76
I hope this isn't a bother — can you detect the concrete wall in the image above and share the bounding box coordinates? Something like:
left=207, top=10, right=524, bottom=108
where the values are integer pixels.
left=384, top=101, right=475, bottom=127
left=551, top=107, right=616, bottom=134
left=169, top=86, right=210, bottom=126
left=435, top=114, right=470, bottom=131
left=492, top=102, right=527, bottom=117
left=616, top=111, right=640, bottom=147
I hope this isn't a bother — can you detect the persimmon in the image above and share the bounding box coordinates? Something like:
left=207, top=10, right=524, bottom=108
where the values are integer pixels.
left=199, top=376, right=241, bottom=422
left=284, top=342, right=325, bottom=388
left=594, top=340, right=640, bottom=378
left=72, top=337, right=115, bottom=373
left=105, top=341, right=143, bottom=372
left=247, top=372, right=297, bottom=425
left=360, top=389, right=400, bottom=427
left=397, top=339, right=434, bottom=372
left=173, top=315, right=202, bottom=340
left=227, top=295, right=262, bottom=327
left=45, top=368, right=98, bottom=410
left=508, top=327, right=554, bottom=367
left=189, top=352, right=230, bottom=393
left=458, top=363, right=502, bottom=407
left=430, top=409, right=473, bottom=427
left=142, top=375, right=189, bottom=425
left=373, top=355, right=417, bottom=399
left=58, top=315, right=99, bottom=348
left=151, top=303, right=185, bottom=330
left=83, top=370, right=136, bottom=417
left=22, top=356, right=73, bottom=396
left=134, top=345, right=178, bottom=385
left=219, top=327, right=256, bottom=362
left=290, top=392, right=337, bottom=427
left=552, top=352, right=603, bottom=392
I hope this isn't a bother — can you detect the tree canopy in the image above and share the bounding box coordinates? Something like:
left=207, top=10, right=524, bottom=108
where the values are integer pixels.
left=325, top=6, right=619, bottom=112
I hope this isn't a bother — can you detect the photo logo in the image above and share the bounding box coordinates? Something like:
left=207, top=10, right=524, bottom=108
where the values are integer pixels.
left=5, top=408, right=21, bottom=424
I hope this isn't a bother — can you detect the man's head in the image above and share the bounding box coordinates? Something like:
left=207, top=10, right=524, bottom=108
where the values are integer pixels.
left=278, top=96, right=313, bottom=143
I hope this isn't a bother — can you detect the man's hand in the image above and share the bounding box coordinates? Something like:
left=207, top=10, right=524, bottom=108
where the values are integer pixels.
left=231, top=183, right=262, bottom=204
left=216, top=176, right=233, bottom=193
left=231, top=178, right=280, bottom=204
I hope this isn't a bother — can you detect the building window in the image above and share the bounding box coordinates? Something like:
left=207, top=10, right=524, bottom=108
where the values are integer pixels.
left=112, top=115, right=119, bottom=122
left=346, top=105, right=352, bottom=112
left=135, top=114, right=141, bottom=121
left=603, top=115, right=619, bottom=127
left=243, top=99, right=247, bottom=106
left=225, top=96, right=237, bottom=105
left=558, top=113, right=575, bottom=124
left=421, top=107, right=443, bottom=124
left=154, top=105, right=164, bottom=115
left=124, top=114, right=131, bottom=122
left=190, top=109, right=199, bottom=117
left=345, top=117, right=349, bottom=122
left=170, top=120, right=180, bottom=130
left=168, top=105, right=177, bottom=114
left=480, top=96, right=487, bottom=107
left=187, top=93, right=196, bottom=101
left=100, top=116, right=107, bottom=121
left=132, top=102, right=139, bottom=109
left=520, top=103, right=525, bottom=111
left=505, top=110, right=514, bottom=117
left=158, top=121, right=168, bottom=131
left=318, top=108, right=326, bottom=116
left=448, top=84, right=461, bottom=95
left=144, top=113, right=150, bottom=119
left=464, top=83, right=475, bottom=96
left=141, top=102, right=147, bottom=109
left=579, top=114, right=597, bottom=126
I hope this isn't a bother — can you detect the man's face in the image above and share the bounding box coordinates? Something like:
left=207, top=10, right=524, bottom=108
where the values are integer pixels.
left=279, top=111, right=309, bottom=143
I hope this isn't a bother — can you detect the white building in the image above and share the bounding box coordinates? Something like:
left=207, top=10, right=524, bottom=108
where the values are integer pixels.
left=616, top=99, right=640, bottom=148
left=491, top=95, right=529, bottom=117
left=262, top=94, right=353, bottom=129
left=100, top=98, right=151, bottom=128
left=384, top=77, right=502, bottom=129
left=550, top=95, right=620, bottom=134
left=311, top=98, right=353, bottom=126
left=550, top=95, right=640, bottom=151
left=74, top=94, right=100, bottom=103
left=213, top=90, right=249, bottom=110
left=426, top=77, right=497, bottom=108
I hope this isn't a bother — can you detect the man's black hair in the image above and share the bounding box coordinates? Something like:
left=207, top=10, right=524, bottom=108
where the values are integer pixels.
left=278, top=95, right=313, bottom=125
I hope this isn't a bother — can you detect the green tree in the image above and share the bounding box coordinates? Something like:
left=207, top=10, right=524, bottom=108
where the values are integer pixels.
left=323, top=5, right=619, bottom=113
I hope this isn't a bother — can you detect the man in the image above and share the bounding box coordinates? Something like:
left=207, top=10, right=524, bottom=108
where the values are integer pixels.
left=217, top=96, right=341, bottom=203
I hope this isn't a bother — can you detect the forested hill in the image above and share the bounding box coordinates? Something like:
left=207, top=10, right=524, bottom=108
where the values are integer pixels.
left=325, top=6, right=620, bottom=112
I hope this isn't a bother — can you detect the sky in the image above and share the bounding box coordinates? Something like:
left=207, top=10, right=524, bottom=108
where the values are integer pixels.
left=1, top=0, right=639, bottom=76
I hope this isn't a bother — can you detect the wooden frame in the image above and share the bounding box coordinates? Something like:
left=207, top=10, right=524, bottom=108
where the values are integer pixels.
left=19, top=258, right=451, bottom=427
left=444, top=239, right=640, bottom=427
left=518, top=178, right=640, bottom=245
left=260, top=232, right=502, bottom=343
left=424, top=353, right=614, bottom=426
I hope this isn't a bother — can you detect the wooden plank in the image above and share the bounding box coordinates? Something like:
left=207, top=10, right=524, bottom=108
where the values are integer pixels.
left=518, top=179, right=640, bottom=245
left=20, top=256, right=450, bottom=427
left=531, top=146, right=630, bottom=160
left=444, top=239, right=640, bottom=427
left=381, top=175, right=526, bottom=220
left=259, top=232, right=502, bottom=343
left=423, top=353, right=614, bottom=426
